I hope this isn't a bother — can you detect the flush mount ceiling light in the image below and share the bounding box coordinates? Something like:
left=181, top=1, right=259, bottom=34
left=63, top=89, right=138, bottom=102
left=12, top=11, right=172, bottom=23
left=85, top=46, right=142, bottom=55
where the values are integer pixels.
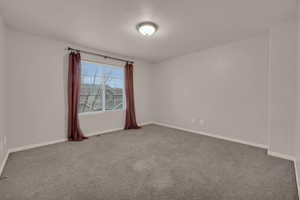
left=136, top=22, right=158, bottom=36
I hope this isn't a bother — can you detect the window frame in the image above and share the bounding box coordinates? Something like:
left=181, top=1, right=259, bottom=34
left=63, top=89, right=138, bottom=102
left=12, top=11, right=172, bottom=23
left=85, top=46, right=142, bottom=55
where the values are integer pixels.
left=79, top=59, right=126, bottom=116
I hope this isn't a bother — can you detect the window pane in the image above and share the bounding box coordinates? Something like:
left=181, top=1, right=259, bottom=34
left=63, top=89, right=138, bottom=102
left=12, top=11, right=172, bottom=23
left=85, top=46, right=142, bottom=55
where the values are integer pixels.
left=80, top=61, right=124, bottom=113
left=80, top=62, right=103, bottom=113
left=104, top=66, right=124, bottom=111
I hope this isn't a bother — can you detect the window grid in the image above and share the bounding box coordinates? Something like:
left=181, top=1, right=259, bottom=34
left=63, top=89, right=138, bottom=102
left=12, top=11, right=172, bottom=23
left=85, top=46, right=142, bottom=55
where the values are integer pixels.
left=80, top=61, right=124, bottom=113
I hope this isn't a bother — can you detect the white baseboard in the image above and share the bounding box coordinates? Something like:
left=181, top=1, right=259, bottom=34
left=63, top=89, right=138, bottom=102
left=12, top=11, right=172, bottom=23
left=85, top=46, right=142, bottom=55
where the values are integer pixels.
left=9, top=121, right=153, bottom=153
left=8, top=138, right=67, bottom=153
left=85, top=127, right=123, bottom=137
left=153, top=122, right=298, bottom=161
left=0, top=150, right=9, bottom=176
left=267, top=150, right=295, bottom=161
left=0, top=121, right=153, bottom=176
left=2, top=120, right=299, bottom=199
left=152, top=121, right=268, bottom=149
left=140, top=121, right=155, bottom=126
left=86, top=121, right=154, bottom=137
left=152, top=121, right=299, bottom=198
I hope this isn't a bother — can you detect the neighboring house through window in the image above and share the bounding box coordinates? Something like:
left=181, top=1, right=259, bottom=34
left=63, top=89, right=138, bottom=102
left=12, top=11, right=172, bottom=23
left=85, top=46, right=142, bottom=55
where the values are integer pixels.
left=80, top=60, right=124, bottom=113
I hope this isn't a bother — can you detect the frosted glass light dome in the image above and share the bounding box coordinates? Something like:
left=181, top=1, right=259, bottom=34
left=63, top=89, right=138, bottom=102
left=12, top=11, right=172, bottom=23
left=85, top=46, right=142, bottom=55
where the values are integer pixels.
left=137, top=22, right=158, bottom=36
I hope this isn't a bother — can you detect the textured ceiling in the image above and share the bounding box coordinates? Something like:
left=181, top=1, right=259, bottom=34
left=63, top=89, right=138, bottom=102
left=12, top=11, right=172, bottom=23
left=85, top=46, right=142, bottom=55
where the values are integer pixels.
left=0, top=0, right=296, bottom=62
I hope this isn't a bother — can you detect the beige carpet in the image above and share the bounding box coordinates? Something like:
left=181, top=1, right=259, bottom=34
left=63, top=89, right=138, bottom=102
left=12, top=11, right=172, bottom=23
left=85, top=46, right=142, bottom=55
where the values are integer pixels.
left=0, top=125, right=298, bottom=200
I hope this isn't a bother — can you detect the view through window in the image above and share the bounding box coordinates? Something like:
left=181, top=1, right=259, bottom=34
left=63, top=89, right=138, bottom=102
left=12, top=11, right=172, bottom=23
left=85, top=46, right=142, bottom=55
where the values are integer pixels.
left=80, top=61, right=124, bottom=113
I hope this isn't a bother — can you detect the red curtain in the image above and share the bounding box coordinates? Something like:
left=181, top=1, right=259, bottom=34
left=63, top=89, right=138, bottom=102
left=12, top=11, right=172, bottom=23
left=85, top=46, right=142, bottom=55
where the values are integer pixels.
left=124, top=62, right=140, bottom=129
left=68, top=52, right=88, bottom=141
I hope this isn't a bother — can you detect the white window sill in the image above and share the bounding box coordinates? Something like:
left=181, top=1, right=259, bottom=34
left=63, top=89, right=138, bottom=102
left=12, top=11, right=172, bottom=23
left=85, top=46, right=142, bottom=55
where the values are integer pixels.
left=79, top=109, right=125, bottom=116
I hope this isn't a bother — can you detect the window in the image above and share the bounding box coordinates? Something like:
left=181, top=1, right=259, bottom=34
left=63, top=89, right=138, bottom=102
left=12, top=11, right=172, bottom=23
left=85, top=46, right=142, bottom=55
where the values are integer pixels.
left=80, top=61, right=124, bottom=113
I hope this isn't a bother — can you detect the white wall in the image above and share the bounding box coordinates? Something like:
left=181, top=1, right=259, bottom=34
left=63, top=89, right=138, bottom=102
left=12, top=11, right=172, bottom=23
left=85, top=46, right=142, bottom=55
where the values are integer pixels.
left=268, top=20, right=296, bottom=157
left=295, top=0, right=300, bottom=191
left=153, top=35, right=269, bottom=146
left=0, top=16, right=8, bottom=170
left=7, top=28, right=153, bottom=149
left=4, top=18, right=299, bottom=177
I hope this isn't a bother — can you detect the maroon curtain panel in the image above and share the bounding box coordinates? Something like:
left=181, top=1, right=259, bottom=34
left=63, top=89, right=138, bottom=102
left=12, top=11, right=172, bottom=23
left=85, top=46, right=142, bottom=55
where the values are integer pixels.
left=68, top=52, right=88, bottom=141
left=124, top=62, right=140, bottom=129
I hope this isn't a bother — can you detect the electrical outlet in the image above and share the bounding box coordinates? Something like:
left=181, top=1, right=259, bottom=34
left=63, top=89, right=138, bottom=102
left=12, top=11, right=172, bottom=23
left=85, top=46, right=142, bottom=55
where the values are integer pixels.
left=191, top=118, right=196, bottom=123
left=4, top=136, right=6, bottom=146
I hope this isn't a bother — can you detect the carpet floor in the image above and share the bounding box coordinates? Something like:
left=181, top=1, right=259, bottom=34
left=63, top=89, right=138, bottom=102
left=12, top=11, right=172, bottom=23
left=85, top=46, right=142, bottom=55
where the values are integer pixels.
left=0, top=125, right=298, bottom=200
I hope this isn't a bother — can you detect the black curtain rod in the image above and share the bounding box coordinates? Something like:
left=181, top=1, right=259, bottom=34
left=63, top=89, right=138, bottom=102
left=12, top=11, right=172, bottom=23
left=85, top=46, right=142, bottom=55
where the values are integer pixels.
left=67, top=47, right=134, bottom=64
